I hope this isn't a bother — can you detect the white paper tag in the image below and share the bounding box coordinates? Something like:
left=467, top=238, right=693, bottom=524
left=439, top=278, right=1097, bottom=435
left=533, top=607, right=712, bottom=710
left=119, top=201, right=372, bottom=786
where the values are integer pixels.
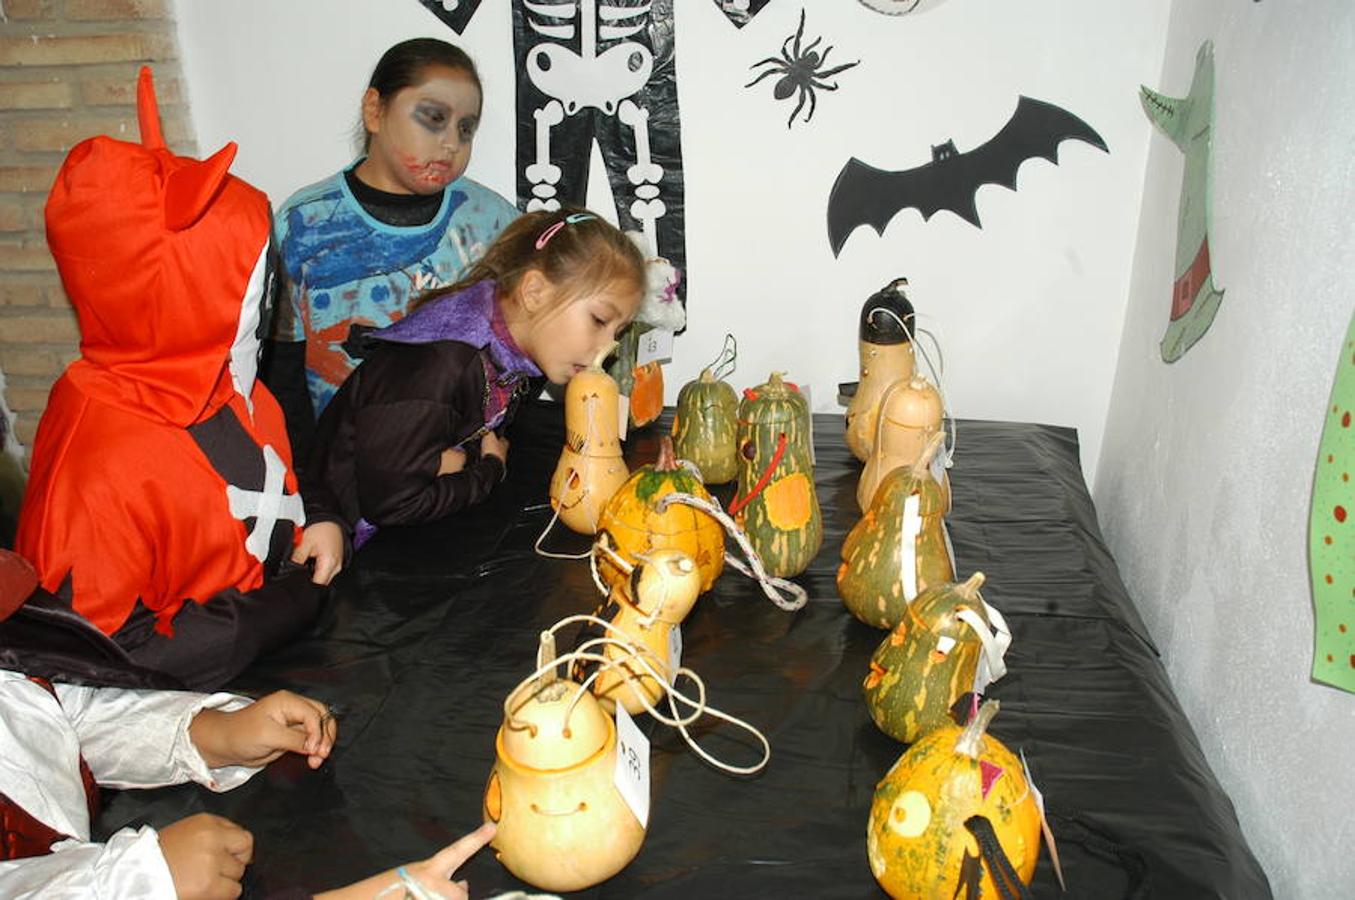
left=613, top=704, right=650, bottom=828
left=617, top=394, right=629, bottom=441
left=636, top=328, right=674, bottom=366
left=900, top=493, right=922, bottom=601
left=667, top=623, right=683, bottom=677
left=1020, top=749, right=1065, bottom=890
left=942, top=519, right=957, bottom=574
left=929, top=440, right=948, bottom=484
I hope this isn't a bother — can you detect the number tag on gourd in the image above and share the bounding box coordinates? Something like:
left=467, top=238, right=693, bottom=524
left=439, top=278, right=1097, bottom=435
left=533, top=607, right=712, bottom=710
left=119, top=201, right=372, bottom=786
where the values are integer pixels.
left=800, top=383, right=816, bottom=465
left=617, top=394, right=630, bottom=441
left=668, top=623, right=683, bottom=676
left=637, top=329, right=674, bottom=366
left=614, top=704, right=651, bottom=827
left=900, top=493, right=922, bottom=600
left=929, top=442, right=949, bottom=484
left=1021, top=749, right=1065, bottom=890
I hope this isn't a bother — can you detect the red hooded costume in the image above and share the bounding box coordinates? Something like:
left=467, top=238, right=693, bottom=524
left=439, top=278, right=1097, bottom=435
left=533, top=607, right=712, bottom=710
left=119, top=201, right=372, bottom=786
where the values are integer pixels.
left=16, top=69, right=313, bottom=647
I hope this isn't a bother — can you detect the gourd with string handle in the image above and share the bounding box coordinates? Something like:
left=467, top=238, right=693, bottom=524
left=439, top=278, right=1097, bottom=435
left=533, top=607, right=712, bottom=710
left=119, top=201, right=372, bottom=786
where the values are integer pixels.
left=572, top=548, right=703, bottom=715
left=484, top=633, right=646, bottom=892
left=863, top=573, right=1012, bottom=744
left=593, top=436, right=725, bottom=593
left=867, top=700, right=1041, bottom=899
left=732, top=372, right=823, bottom=578
left=549, top=342, right=629, bottom=534
left=839, top=432, right=954, bottom=629
left=671, top=336, right=740, bottom=484
left=858, top=373, right=948, bottom=512
left=846, top=278, right=916, bottom=461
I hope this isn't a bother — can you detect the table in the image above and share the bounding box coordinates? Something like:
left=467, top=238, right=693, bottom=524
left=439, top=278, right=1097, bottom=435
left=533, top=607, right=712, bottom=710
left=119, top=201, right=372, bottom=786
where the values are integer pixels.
left=97, top=401, right=1272, bottom=899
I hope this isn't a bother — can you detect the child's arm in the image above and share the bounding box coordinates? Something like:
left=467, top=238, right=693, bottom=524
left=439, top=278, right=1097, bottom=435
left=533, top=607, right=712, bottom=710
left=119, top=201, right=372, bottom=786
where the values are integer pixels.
left=0, top=827, right=182, bottom=898
left=59, top=686, right=333, bottom=790
left=314, top=823, right=496, bottom=900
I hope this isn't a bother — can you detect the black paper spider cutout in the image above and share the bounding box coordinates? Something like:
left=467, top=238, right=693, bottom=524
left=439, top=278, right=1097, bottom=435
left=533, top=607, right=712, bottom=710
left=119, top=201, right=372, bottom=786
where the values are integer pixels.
left=745, top=9, right=860, bottom=129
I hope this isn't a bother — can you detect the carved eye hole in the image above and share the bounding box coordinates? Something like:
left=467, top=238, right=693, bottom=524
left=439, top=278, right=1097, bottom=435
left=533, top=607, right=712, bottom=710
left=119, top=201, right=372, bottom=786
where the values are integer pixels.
left=741, top=440, right=756, bottom=460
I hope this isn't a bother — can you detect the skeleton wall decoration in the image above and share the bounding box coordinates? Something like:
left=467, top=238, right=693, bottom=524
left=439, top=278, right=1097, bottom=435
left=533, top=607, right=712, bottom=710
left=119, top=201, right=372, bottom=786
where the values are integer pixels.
left=413, top=0, right=690, bottom=309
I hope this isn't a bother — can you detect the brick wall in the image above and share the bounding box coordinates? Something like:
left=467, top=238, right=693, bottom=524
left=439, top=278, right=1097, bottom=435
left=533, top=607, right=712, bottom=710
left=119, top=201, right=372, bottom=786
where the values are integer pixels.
left=0, top=0, right=195, bottom=452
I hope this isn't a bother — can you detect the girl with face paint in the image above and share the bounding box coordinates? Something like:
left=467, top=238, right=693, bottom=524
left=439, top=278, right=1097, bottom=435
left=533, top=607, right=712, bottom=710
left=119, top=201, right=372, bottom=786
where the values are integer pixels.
left=263, top=39, right=519, bottom=464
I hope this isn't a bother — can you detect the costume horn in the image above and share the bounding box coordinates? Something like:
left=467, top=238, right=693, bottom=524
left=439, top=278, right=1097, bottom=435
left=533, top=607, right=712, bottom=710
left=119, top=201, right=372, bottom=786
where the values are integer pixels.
left=164, top=141, right=238, bottom=231
left=136, top=65, right=166, bottom=150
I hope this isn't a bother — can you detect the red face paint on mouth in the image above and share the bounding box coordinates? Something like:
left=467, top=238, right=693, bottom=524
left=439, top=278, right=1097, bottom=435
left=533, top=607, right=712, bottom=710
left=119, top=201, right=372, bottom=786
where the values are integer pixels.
left=397, top=153, right=455, bottom=189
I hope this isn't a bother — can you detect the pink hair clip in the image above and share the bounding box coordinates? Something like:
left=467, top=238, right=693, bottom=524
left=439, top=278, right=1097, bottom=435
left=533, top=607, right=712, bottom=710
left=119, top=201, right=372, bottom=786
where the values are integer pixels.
left=535, top=213, right=597, bottom=250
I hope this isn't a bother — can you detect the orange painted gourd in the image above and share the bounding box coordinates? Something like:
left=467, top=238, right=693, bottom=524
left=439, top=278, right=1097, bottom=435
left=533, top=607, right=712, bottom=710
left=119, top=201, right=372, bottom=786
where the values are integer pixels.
left=846, top=278, right=916, bottom=462
left=858, top=374, right=947, bottom=512
left=863, top=573, right=1007, bottom=744
left=485, top=641, right=646, bottom=892
left=672, top=367, right=739, bottom=484
left=574, top=549, right=703, bottom=715
left=594, top=437, right=725, bottom=592
left=733, top=373, right=823, bottom=578
left=838, top=434, right=954, bottom=629
left=550, top=344, right=629, bottom=534
left=867, top=701, right=1041, bottom=899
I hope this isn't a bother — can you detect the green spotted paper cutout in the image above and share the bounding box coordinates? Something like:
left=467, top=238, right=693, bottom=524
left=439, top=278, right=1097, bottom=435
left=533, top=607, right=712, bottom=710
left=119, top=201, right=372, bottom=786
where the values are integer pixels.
left=1311, top=310, right=1355, bottom=692
left=1141, top=41, right=1225, bottom=363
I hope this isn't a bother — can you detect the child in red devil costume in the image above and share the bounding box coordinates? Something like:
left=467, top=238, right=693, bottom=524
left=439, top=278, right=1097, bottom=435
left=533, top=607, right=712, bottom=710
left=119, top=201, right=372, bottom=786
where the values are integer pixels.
left=15, top=69, right=346, bottom=692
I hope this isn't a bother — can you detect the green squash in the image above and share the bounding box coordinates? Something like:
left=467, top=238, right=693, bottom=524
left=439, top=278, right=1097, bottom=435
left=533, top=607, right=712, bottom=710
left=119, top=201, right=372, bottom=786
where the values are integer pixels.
left=863, top=573, right=1010, bottom=744
left=838, top=440, right=954, bottom=629
left=671, top=367, right=739, bottom=484
left=732, top=372, right=823, bottom=578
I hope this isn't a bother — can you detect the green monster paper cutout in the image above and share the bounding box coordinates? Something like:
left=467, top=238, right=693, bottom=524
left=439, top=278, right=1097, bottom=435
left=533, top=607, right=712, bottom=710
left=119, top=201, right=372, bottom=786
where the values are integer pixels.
left=1311, top=311, right=1355, bottom=692
left=1141, top=41, right=1224, bottom=363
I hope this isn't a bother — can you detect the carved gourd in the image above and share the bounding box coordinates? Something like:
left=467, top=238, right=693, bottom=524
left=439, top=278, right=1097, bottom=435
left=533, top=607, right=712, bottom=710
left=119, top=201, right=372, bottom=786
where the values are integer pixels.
left=484, top=637, right=646, bottom=892
left=550, top=344, right=629, bottom=534
left=672, top=367, right=739, bottom=484
left=574, top=549, right=703, bottom=715
left=732, top=373, right=823, bottom=578
left=858, top=374, right=947, bottom=512
left=838, top=434, right=954, bottom=629
left=846, top=278, right=916, bottom=461
left=867, top=701, right=1041, bottom=899
left=863, top=573, right=1011, bottom=744
left=594, top=437, right=725, bottom=593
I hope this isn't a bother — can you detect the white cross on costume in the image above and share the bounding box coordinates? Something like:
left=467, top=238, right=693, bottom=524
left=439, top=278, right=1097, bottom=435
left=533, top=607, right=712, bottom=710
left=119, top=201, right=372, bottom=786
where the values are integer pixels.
left=225, top=444, right=306, bottom=563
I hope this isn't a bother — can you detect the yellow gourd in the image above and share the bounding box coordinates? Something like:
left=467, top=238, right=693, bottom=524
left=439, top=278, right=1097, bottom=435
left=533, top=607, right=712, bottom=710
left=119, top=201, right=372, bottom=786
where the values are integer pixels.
left=858, top=374, right=947, bottom=512
left=484, top=635, right=646, bottom=892
left=550, top=343, right=629, bottom=534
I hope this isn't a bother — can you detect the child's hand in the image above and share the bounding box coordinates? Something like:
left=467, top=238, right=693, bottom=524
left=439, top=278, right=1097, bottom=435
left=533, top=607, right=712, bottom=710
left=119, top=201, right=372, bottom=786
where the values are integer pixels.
left=292, top=520, right=344, bottom=585
left=158, top=812, right=253, bottom=900
left=189, top=690, right=336, bottom=770
left=438, top=447, right=468, bottom=475
left=313, top=822, right=496, bottom=900
left=481, top=431, right=509, bottom=465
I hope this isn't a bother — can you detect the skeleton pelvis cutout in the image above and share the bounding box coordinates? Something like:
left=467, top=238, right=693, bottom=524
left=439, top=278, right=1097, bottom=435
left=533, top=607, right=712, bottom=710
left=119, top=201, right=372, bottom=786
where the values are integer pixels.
left=550, top=346, right=629, bottom=534
left=485, top=638, right=646, bottom=892
left=574, top=548, right=702, bottom=714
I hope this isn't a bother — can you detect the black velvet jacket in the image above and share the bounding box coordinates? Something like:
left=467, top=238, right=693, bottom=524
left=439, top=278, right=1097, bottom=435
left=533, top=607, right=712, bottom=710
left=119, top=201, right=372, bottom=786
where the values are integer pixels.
left=303, top=340, right=531, bottom=535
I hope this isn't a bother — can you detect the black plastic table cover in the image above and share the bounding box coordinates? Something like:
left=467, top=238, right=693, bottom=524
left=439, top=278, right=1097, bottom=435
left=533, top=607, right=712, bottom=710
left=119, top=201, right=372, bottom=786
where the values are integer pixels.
left=96, top=401, right=1272, bottom=899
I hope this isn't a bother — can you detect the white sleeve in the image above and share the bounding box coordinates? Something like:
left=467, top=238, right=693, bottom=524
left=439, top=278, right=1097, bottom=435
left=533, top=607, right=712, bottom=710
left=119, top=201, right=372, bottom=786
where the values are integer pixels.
left=55, top=685, right=260, bottom=792
left=0, top=825, right=176, bottom=899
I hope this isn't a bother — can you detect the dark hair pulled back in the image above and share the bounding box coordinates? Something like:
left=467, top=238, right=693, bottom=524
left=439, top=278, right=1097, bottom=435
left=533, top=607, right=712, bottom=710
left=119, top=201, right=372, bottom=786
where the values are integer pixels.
left=359, top=38, right=482, bottom=151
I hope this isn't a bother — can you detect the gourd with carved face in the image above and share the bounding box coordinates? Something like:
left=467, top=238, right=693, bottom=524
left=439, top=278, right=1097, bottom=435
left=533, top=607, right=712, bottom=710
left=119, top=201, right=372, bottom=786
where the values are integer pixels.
left=863, top=573, right=1010, bottom=744
left=867, top=701, right=1041, bottom=899
left=859, top=374, right=948, bottom=512
left=550, top=344, right=629, bottom=534
left=839, top=433, right=954, bottom=629
left=573, top=549, right=703, bottom=715
left=845, top=278, right=916, bottom=461
left=672, top=367, right=740, bottom=484
left=594, top=437, right=725, bottom=593
left=484, top=640, right=646, bottom=892
left=732, top=373, right=823, bottom=578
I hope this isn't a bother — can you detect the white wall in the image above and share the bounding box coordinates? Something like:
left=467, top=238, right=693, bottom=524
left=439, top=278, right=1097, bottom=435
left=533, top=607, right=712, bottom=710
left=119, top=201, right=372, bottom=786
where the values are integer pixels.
left=1095, top=2, right=1355, bottom=897
left=173, top=0, right=1170, bottom=484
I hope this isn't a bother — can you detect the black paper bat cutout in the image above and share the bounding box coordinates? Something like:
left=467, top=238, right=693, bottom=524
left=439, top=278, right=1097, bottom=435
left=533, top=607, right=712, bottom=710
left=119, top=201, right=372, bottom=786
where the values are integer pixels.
left=826, top=95, right=1108, bottom=256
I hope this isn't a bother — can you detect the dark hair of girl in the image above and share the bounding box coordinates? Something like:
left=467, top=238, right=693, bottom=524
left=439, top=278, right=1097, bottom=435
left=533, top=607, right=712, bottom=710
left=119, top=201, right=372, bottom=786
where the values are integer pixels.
left=358, top=38, right=482, bottom=151
left=415, top=208, right=646, bottom=315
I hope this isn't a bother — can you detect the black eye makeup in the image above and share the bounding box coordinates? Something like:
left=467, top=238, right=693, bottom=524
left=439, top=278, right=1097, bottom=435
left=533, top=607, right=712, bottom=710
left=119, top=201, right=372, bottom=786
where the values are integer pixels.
left=413, top=103, right=450, bottom=133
